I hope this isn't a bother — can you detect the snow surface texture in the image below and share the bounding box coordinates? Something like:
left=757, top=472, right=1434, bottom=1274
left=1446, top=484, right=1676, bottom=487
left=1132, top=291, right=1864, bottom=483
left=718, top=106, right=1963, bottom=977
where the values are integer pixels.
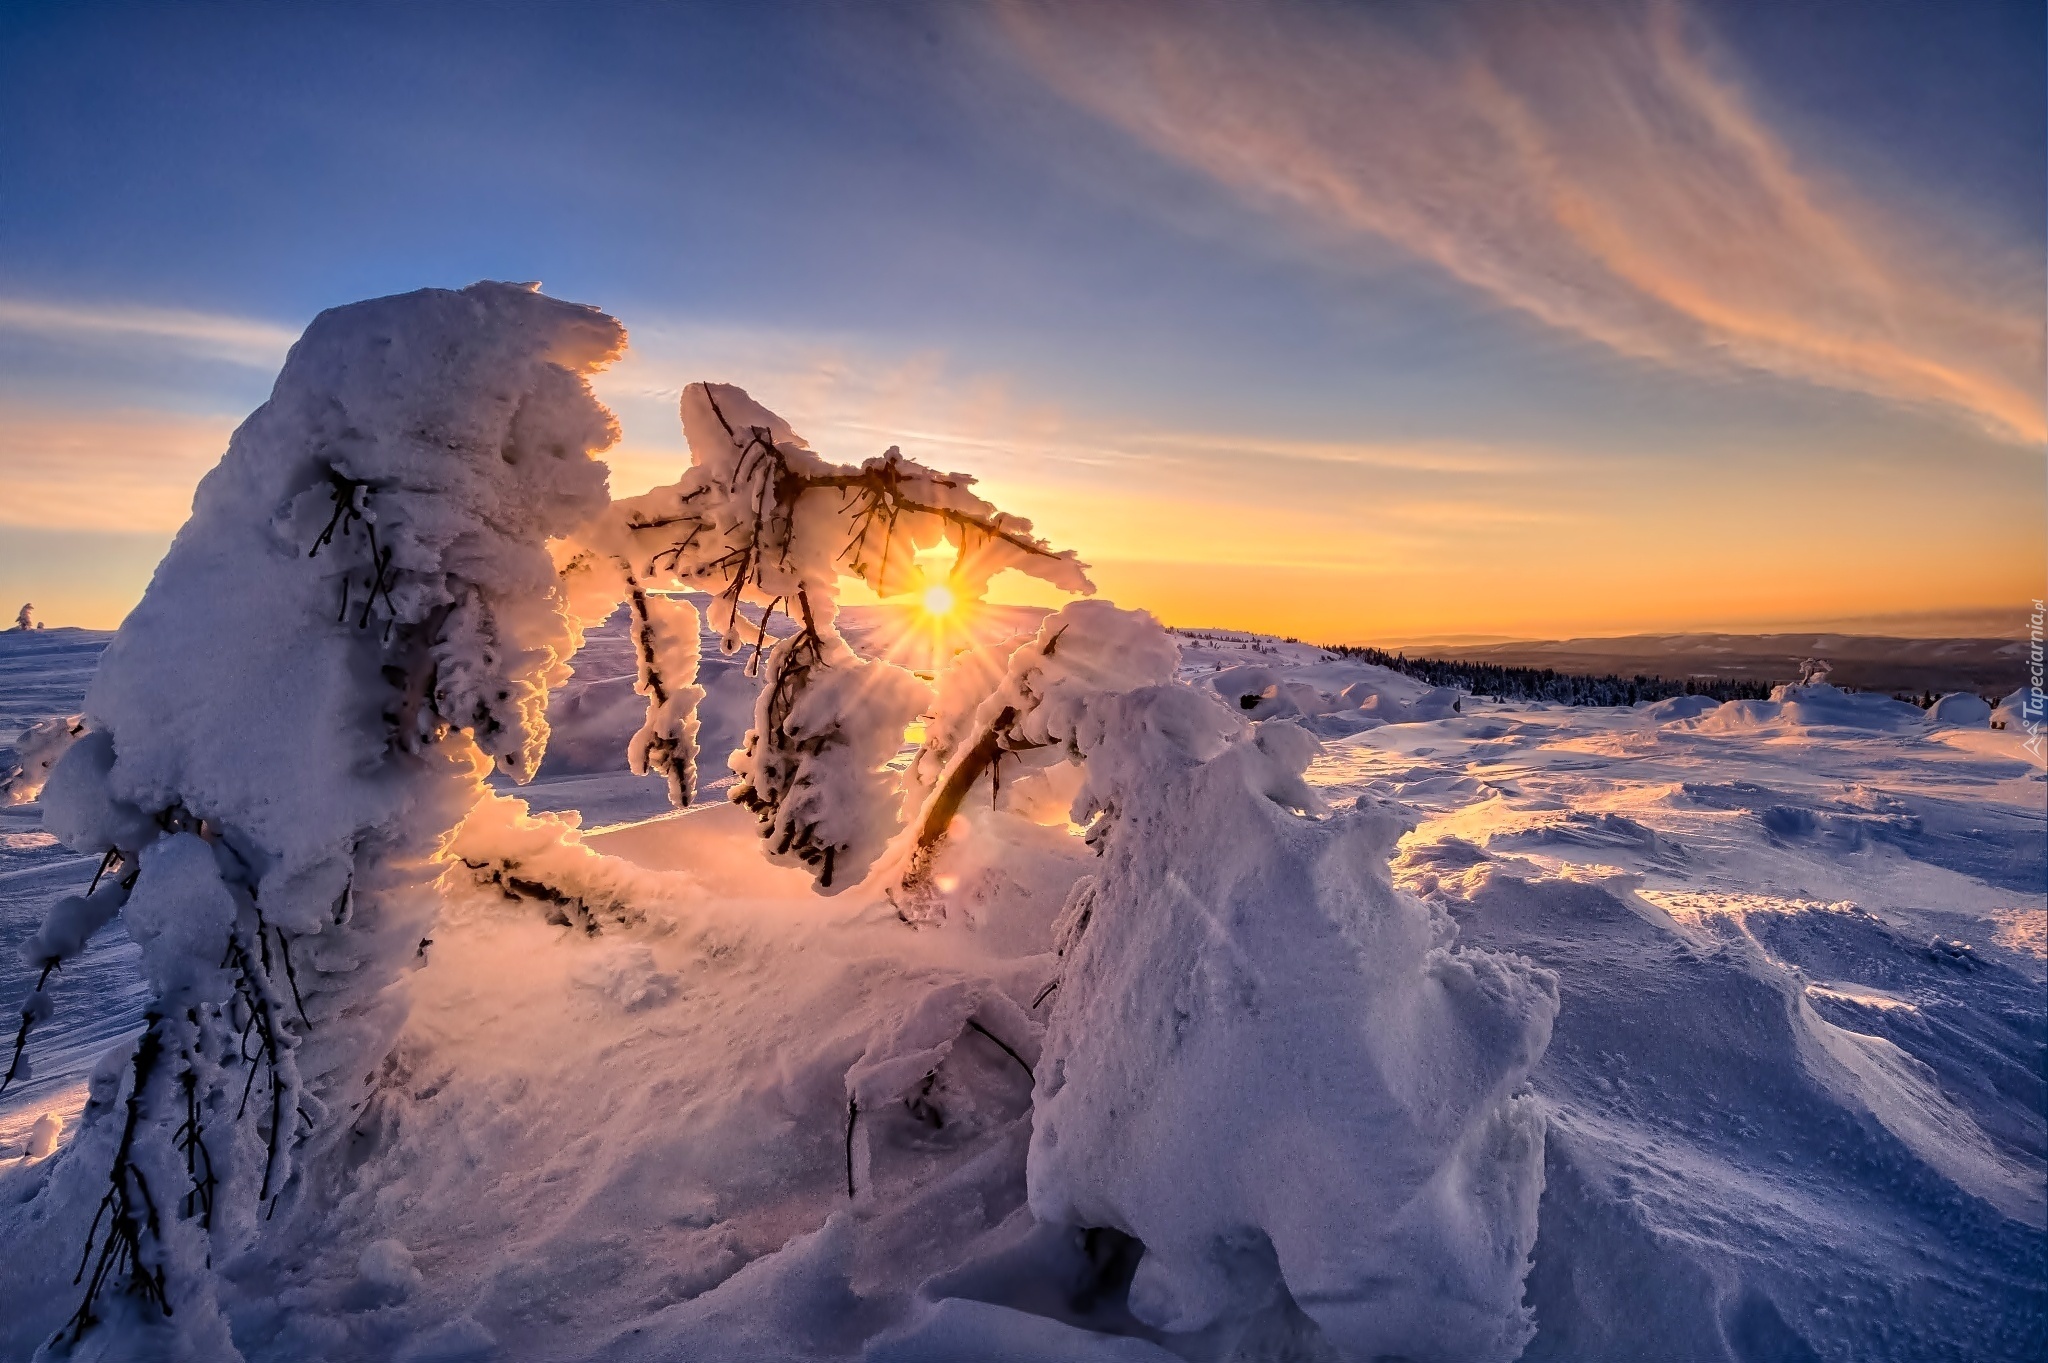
left=0, top=290, right=2042, bottom=1360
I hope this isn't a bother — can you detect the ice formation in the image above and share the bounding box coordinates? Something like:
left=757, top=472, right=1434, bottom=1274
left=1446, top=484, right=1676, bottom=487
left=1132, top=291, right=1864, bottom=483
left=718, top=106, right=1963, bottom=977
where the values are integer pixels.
left=1031, top=688, right=1559, bottom=1359
left=5, top=282, right=625, bottom=1355
left=622, top=586, right=705, bottom=809
left=4, top=590, right=2043, bottom=1359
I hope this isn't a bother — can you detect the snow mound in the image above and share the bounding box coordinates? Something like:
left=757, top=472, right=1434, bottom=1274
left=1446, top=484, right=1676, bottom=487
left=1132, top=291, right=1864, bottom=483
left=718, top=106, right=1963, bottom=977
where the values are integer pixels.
left=1926, top=692, right=1992, bottom=727
left=1203, top=665, right=1459, bottom=735
left=1031, top=688, right=1559, bottom=1359
left=1992, top=686, right=2037, bottom=729
left=1699, top=682, right=1925, bottom=733
left=1638, top=693, right=1721, bottom=723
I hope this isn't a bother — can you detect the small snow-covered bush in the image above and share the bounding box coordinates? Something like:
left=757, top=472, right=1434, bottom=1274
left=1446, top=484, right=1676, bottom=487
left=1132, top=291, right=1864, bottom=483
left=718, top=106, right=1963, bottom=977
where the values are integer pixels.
left=0, top=713, right=85, bottom=804
left=1030, top=687, right=1560, bottom=1360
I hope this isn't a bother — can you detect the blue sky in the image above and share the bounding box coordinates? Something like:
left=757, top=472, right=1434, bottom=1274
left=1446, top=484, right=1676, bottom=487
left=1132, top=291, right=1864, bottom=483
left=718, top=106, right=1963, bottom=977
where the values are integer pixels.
left=1, top=0, right=2041, bottom=639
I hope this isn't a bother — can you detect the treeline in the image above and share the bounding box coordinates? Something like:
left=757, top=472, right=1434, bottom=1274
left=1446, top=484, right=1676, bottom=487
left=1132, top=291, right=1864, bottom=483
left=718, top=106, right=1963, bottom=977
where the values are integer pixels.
left=1318, top=644, right=1775, bottom=708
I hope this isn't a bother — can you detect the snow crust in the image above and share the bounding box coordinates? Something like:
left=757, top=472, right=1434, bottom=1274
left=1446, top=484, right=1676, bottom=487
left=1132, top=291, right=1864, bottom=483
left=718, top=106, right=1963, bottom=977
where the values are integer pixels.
left=4, top=602, right=2044, bottom=1359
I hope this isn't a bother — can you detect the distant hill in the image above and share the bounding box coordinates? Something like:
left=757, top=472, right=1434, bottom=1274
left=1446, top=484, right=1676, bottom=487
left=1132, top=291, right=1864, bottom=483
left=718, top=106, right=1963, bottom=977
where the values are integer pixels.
left=1393, top=633, right=2026, bottom=697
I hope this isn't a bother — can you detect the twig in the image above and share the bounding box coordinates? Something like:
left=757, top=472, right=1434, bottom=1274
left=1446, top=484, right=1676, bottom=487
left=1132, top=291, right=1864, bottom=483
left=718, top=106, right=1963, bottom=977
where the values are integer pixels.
left=844, top=1097, right=858, bottom=1198
left=0, top=961, right=55, bottom=1096
left=60, top=1024, right=172, bottom=1344
left=965, top=1019, right=1033, bottom=1083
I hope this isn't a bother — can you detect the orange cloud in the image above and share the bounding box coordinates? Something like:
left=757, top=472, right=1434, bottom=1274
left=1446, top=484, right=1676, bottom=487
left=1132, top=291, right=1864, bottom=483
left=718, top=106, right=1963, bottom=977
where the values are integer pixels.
left=997, top=0, right=2045, bottom=444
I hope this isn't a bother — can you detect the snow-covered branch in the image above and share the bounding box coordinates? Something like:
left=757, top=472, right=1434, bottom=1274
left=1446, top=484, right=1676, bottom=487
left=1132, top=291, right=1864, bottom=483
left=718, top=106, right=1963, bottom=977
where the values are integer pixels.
left=568, top=383, right=1091, bottom=891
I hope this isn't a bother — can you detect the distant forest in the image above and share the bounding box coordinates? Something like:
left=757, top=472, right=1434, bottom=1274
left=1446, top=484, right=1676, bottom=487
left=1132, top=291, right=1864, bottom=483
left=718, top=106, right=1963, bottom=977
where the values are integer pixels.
left=1320, top=644, right=1775, bottom=707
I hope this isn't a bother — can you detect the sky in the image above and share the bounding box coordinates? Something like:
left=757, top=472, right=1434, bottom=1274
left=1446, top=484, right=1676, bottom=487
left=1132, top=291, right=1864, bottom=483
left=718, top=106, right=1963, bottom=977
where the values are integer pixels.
left=0, top=0, right=2041, bottom=643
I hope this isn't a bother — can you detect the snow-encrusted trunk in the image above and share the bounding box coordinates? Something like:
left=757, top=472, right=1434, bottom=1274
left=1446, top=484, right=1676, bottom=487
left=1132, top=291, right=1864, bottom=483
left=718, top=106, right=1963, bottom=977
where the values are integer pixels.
left=8, top=282, right=623, bottom=1359
left=1028, top=687, right=1560, bottom=1362
left=624, top=584, right=705, bottom=808
left=885, top=600, right=1179, bottom=922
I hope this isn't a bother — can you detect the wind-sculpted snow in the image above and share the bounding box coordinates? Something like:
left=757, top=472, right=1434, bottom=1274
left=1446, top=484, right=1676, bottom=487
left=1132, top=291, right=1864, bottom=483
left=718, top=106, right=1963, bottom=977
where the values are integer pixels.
left=1031, top=688, right=1558, bottom=1360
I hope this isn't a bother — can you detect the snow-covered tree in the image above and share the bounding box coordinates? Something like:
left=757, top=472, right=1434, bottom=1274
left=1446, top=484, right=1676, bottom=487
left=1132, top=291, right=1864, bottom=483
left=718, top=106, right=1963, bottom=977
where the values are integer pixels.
left=10, top=602, right=36, bottom=631
left=571, top=382, right=1092, bottom=890
left=11, top=282, right=625, bottom=1355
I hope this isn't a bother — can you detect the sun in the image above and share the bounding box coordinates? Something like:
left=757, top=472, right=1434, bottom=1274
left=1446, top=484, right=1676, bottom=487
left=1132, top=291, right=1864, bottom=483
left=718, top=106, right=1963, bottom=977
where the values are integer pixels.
left=920, top=583, right=957, bottom=619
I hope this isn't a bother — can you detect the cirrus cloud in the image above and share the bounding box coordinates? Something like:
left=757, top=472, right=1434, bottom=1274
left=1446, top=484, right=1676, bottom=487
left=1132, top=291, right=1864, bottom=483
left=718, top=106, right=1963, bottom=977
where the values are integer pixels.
left=996, top=0, right=2044, bottom=445
left=0, top=298, right=297, bottom=369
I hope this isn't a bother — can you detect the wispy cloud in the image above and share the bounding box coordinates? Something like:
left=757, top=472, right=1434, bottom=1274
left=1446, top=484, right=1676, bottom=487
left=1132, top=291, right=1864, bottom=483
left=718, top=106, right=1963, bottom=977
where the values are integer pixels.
left=0, top=298, right=297, bottom=369
left=997, top=0, right=2045, bottom=445
left=598, top=315, right=1572, bottom=490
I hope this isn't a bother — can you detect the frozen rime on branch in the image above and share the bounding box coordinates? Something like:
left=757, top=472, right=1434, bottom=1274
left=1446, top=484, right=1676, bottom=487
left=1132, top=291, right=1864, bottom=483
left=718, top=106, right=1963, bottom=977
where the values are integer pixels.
left=1030, top=688, right=1560, bottom=1360
left=16, top=282, right=624, bottom=1356
left=623, top=585, right=705, bottom=809
left=572, top=382, right=1092, bottom=891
